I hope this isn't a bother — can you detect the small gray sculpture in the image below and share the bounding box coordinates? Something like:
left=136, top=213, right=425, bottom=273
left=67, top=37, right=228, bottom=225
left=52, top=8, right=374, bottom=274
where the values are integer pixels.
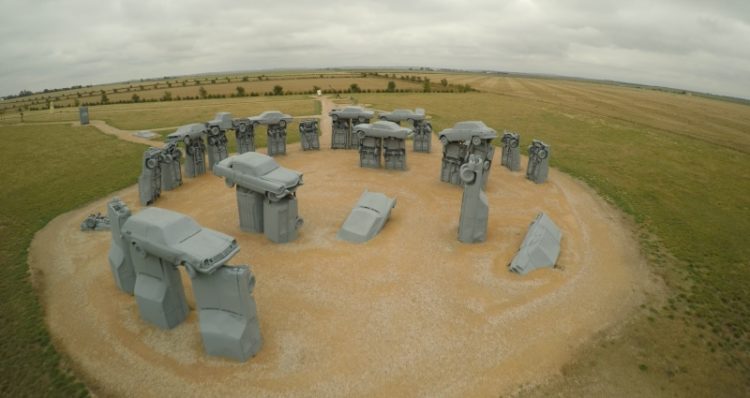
left=500, top=131, right=521, bottom=172
left=246, top=111, right=293, bottom=157
left=213, top=152, right=304, bottom=243
left=79, top=106, right=89, bottom=125
left=458, top=155, right=490, bottom=243
left=233, top=119, right=256, bottom=154
left=266, top=124, right=287, bottom=156
left=439, top=121, right=497, bottom=188
left=355, top=121, right=411, bottom=170
left=330, top=106, right=374, bottom=149
left=168, top=123, right=206, bottom=178
left=159, top=141, right=183, bottom=191
left=138, top=147, right=162, bottom=206
left=107, top=204, right=262, bottom=361
left=526, top=139, right=551, bottom=184
left=299, top=119, right=320, bottom=150
left=80, top=212, right=110, bottom=231
left=107, top=197, right=135, bottom=294
left=509, top=212, right=561, bottom=275
left=205, top=112, right=231, bottom=170
left=338, top=191, right=396, bottom=243
left=412, top=120, right=433, bottom=153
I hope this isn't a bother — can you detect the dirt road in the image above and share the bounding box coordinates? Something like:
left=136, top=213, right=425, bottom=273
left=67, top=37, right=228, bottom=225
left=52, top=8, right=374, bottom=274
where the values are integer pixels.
left=29, top=97, right=655, bottom=397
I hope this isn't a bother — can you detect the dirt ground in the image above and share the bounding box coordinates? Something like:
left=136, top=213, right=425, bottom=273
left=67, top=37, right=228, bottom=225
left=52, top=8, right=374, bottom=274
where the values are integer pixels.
left=29, top=97, right=655, bottom=397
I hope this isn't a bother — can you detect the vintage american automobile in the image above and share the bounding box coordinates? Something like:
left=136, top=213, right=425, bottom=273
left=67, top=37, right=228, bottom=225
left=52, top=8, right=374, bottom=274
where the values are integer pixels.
left=438, top=121, right=498, bottom=146
left=329, top=106, right=375, bottom=122
left=337, top=191, right=397, bottom=243
left=354, top=120, right=412, bottom=140
left=212, top=152, right=303, bottom=201
left=246, top=111, right=293, bottom=127
left=167, top=123, right=206, bottom=145
left=378, top=108, right=425, bottom=123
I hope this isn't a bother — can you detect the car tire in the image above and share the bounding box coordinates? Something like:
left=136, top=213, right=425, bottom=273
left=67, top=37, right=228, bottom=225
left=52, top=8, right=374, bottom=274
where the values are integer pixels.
left=511, top=139, right=519, bottom=148
left=538, top=149, right=548, bottom=159
left=279, top=120, right=287, bottom=128
left=211, top=126, right=220, bottom=135
left=440, top=136, right=449, bottom=146
left=471, top=136, right=482, bottom=146
left=146, top=158, right=158, bottom=169
left=459, top=165, right=476, bottom=184
left=238, top=123, right=247, bottom=133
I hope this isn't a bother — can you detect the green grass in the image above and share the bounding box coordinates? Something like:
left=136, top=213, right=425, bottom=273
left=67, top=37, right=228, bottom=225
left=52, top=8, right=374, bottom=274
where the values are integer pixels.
left=0, top=124, right=146, bottom=396
left=355, top=92, right=750, bottom=394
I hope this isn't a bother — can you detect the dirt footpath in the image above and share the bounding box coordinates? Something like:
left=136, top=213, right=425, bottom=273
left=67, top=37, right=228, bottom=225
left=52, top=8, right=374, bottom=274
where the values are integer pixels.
left=30, top=98, right=654, bottom=397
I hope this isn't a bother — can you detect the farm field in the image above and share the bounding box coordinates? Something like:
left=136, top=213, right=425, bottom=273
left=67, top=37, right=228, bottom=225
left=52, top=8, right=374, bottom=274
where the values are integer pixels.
left=0, top=71, right=748, bottom=396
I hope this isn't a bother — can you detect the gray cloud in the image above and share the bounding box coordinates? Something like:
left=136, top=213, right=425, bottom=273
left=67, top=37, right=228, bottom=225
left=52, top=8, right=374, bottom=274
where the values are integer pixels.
left=0, top=0, right=748, bottom=98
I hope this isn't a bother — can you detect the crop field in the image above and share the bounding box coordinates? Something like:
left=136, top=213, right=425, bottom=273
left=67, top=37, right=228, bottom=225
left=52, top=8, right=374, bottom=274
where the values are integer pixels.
left=0, top=71, right=748, bottom=396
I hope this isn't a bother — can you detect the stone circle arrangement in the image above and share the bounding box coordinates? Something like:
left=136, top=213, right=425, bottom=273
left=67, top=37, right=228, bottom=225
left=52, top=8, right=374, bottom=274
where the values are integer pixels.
left=88, top=106, right=560, bottom=362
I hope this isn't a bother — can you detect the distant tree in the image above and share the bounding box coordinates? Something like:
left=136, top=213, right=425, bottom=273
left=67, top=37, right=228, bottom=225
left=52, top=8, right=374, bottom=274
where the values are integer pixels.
left=257, top=76, right=263, bottom=81
left=100, top=91, right=109, bottom=104
left=139, top=85, right=144, bottom=91
left=235, top=86, right=246, bottom=97
left=73, top=98, right=80, bottom=106
left=440, top=78, right=448, bottom=87
left=313, top=85, right=321, bottom=93
left=131, top=93, right=140, bottom=103
left=422, top=78, right=431, bottom=93
left=272, top=85, right=284, bottom=95
left=350, top=83, right=361, bottom=93
left=242, top=76, right=249, bottom=82
left=161, top=91, right=172, bottom=101
left=166, top=82, right=172, bottom=88
left=210, top=79, right=216, bottom=84
left=198, top=86, right=207, bottom=99
left=194, top=79, right=200, bottom=85
left=225, top=77, right=231, bottom=83
left=386, top=81, right=396, bottom=92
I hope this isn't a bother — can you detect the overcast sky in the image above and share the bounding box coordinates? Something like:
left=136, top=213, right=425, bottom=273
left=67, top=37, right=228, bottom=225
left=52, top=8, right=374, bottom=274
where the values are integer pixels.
left=1, top=0, right=748, bottom=98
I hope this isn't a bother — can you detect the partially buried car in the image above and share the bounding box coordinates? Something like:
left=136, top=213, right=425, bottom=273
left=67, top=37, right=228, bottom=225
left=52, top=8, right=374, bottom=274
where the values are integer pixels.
left=246, top=111, right=293, bottom=127
left=355, top=120, right=412, bottom=140
left=438, top=121, right=497, bottom=146
left=337, top=191, right=397, bottom=243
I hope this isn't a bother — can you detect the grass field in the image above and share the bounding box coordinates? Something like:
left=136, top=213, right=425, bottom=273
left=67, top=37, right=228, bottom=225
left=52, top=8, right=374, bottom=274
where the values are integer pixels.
left=0, top=124, right=146, bottom=396
left=1, top=71, right=748, bottom=396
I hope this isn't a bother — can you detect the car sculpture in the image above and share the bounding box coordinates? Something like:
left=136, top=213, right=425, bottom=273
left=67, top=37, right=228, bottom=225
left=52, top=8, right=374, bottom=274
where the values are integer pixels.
left=329, top=106, right=375, bottom=122
left=122, top=207, right=240, bottom=277
left=355, top=120, right=412, bottom=140
left=378, top=108, right=426, bottom=123
left=213, top=152, right=303, bottom=201
left=167, top=123, right=205, bottom=145
left=438, top=121, right=498, bottom=146
left=337, top=191, right=397, bottom=243
left=206, top=112, right=234, bottom=132
left=246, top=111, right=293, bottom=128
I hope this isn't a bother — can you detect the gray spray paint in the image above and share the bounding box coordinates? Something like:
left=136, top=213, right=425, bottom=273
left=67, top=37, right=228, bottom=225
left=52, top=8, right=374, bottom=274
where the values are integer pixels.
left=79, top=106, right=89, bottom=125
left=160, top=141, right=183, bottom=191
left=107, top=197, right=136, bottom=294
left=439, top=121, right=497, bottom=188
left=355, top=121, right=410, bottom=170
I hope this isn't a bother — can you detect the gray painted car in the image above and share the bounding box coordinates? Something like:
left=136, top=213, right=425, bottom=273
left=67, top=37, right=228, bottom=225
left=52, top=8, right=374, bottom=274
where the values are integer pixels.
left=337, top=191, right=396, bottom=243
left=378, top=108, right=425, bottom=123
left=213, top=152, right=303, bottom=201
left=438, top=121, right=498, bottom=146
left=247, top=111, right=293, bottom=127
left=167, top=123, right=206, bottom=144
left=354, top=120, right=412, bottom=140
left=329, top=106, right=375, bottom=121
left=206, top=112, right=234, bottom=131
left=122, top=207, right=240, bottom=276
